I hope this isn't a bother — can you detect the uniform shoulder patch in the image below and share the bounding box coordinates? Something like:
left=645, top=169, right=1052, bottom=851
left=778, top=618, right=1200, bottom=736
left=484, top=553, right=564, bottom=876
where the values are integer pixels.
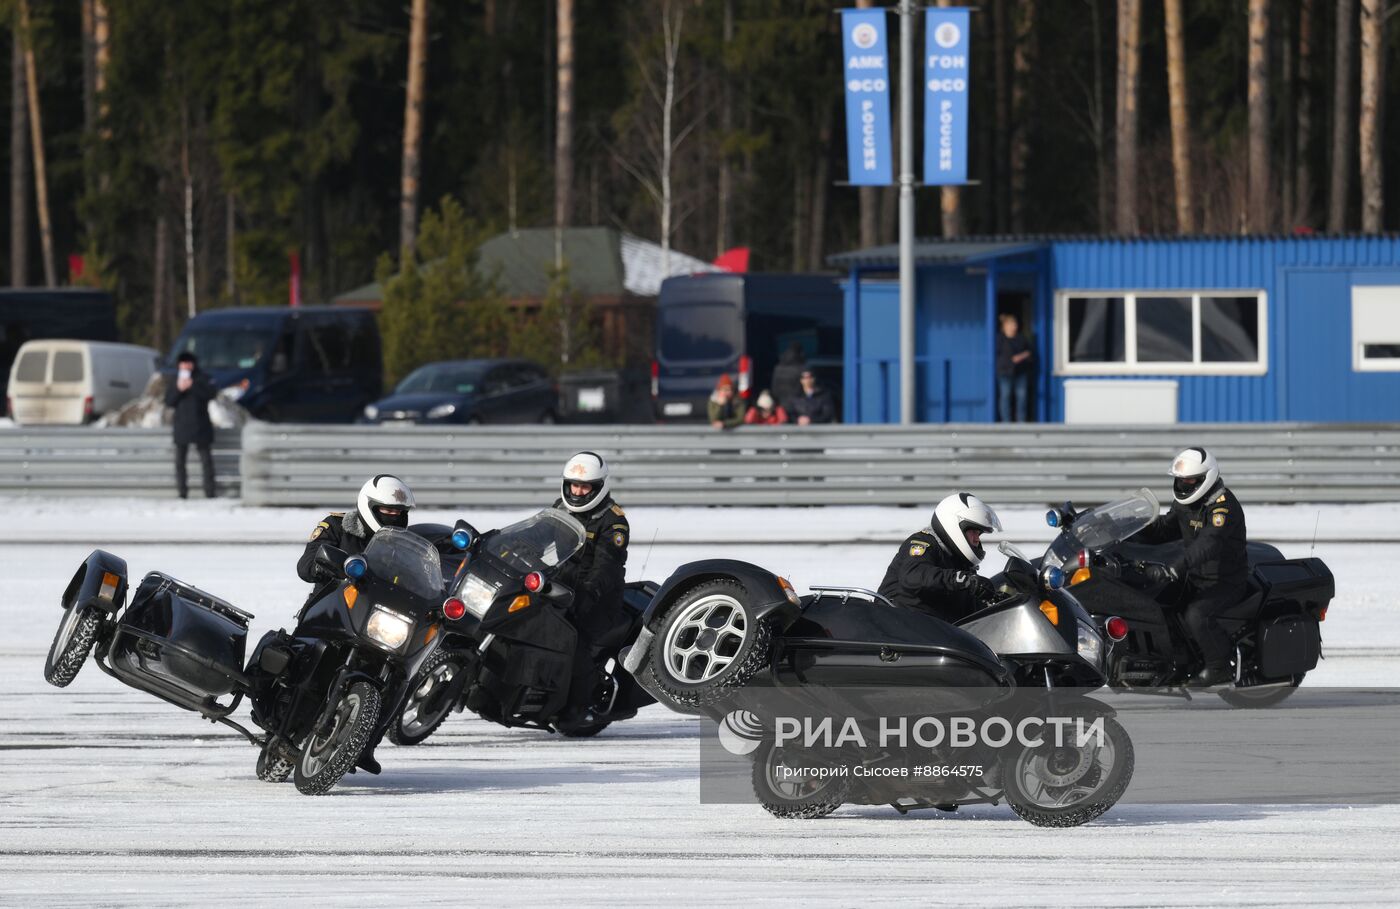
left=1212, top=512, right=1227, bottom=527
left=309, top=523, right=327, bottom=541
left=908, top=541, right=928, bottom=557
left=611, top=530, right=628, bottom=548
left=1215, top=494, right=1227, bottom=503
left=610, top=504, right=625, bottom=517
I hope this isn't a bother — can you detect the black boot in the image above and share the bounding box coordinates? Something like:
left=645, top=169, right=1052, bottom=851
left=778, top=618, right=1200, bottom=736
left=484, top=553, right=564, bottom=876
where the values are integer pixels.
left=354, top=748, right=382, bottom=775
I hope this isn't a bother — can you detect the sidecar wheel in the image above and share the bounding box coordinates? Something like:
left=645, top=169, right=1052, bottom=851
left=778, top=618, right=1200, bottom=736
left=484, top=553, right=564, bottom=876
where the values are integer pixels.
left=648, top=579, right=772, bottom=708
left=256, top=745, right=294, bottom=783
left=44, top=605, right=101, bottom=688
left=751, top=740, right=850, bottom=819
left=293, top=681, right=381, bottom=795
left=1005, top=716, right=1135, bottom=828
left=389, top=649, right=467, bottom=746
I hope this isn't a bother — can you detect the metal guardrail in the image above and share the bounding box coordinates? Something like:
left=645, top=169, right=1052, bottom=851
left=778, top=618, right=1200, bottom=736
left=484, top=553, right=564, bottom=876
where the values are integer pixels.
left=0, top=427, right=242, bottom=498
left=239, top=422, right=1400, bottom=507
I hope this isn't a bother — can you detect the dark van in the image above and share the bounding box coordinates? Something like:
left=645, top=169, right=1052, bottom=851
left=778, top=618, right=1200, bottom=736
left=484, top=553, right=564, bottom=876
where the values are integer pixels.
left=653, top=273, right=842, bottom=422
left=166, top=306, right=381, bottom=423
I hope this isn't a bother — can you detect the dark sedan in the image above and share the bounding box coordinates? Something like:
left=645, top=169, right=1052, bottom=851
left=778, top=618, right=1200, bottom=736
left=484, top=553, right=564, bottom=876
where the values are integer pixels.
left=361, top=358, right=557, bottom=425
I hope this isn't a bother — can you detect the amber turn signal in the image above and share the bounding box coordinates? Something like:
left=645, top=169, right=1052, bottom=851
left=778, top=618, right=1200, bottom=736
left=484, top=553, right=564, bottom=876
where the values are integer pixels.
left=1038, top=600, right=1059, bottom=625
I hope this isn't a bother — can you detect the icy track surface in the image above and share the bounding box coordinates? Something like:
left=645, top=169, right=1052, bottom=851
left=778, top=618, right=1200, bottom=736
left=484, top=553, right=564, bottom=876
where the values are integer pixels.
left=2, top=499, right=1398, bottom=907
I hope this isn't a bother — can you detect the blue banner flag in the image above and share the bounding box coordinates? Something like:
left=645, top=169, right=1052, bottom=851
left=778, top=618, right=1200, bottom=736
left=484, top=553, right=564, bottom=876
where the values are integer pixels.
left=924, top=7, right=971, bottom=185
left=841, top=9, right=893, bottom=186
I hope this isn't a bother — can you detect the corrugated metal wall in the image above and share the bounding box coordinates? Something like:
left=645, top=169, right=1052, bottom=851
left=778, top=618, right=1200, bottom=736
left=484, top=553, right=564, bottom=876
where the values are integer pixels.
left=1048, top=236, right=1400, bottom=422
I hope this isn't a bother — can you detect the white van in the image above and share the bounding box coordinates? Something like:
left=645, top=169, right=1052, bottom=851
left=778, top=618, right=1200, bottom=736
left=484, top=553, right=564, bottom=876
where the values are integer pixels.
left=7, top=340, right=159, bottom=425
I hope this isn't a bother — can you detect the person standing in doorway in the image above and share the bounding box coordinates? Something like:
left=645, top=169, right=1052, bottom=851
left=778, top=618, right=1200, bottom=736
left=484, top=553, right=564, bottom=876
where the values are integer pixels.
left=166, top=352, right=217, bottom=498
left=995, top=313, right=1033, bottom=423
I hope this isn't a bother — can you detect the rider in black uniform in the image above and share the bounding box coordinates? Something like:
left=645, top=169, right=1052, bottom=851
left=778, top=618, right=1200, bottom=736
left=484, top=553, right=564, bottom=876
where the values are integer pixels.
left=879, top=492, right=1002, bottom=623
left=1135, top=447, right=1248, bottom=687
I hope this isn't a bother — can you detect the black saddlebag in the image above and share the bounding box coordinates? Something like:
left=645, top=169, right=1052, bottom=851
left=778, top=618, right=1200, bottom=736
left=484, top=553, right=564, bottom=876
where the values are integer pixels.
left=1256, top=615, right=1322, bottom=679
left=110, top=573, right=251, bottom=701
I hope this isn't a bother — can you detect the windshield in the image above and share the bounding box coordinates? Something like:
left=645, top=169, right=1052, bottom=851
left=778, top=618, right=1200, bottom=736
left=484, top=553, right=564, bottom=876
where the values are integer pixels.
left=362, top=527, right=445, bottom=600
left=659, top=302, right=741, bottom=362
left=1044, top=488, right=1161, bottom=569
left=170, top=326, right=277, bottom=370
left=483, top=510, right=586, bottom=574
left=396, top=364, right=482, bottom=395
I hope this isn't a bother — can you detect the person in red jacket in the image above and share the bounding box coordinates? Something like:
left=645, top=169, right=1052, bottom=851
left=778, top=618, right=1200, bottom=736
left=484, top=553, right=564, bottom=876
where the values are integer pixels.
left=744, top=390, right=788, bottom=425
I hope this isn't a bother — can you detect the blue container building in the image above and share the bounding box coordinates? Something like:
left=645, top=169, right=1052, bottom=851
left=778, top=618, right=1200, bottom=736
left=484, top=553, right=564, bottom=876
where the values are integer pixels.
left=830, top=235, right=1400, bottom=423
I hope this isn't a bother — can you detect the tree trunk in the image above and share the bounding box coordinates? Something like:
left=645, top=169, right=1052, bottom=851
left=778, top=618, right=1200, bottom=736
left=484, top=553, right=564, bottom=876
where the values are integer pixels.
left=1163, top=0, right=1194, bottom=233
left=1293, top=0, right=1316, bottom=227
left=81, top=1, right=95, bottom=134
left=1358, top=0, right=1384, bottom=232
left=93, top=1, right=109, bottom=128
left=658, top=0, right=684, bottom=275
left=1089, top=0, right=1110, bottom=230
left=1115, top=0, right=1141, bottom=234
left=399, top=0, right=429, bottom=258
left=1328, top=0, right=1355, bottom=232
left=1246, top=0, right=1270, bottom=232
left=718, top=0, right=736, bottom=255
left=1009, top=0, right=1035, bottom=233
left=791, top=160, right=807, bottom=271
left=153, top=213, right=169, bottom=348
left=554, top=0, right=574, bottom=242
left=225, top=192, right=237, bottom=301
left=10, top=26, right=28, bottom=287
left=181, top=103, right=196, bottom=318
left=807, top=100, right=834, bottom=271
left=19, top=0, right=55, bottom=286
left=1280, top=8, right=1295, bottom=225
left=937, top=0, right=963, bottom=237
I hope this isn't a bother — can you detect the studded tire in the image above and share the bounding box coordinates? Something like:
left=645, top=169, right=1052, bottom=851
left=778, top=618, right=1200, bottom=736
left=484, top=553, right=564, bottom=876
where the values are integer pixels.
left=44, top=605, right=102, bottom=688
left=750, top=739, right=850, bottom=820
left=647, top=579, right=772, bottom=709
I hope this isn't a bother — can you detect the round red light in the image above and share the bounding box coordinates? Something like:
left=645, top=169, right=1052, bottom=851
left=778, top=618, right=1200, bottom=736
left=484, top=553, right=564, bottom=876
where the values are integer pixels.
left=523, top=572, right=543, bottom=593
left=1078, top=550, right=1090, bottom=569
left=1105, top=616, right=1129, bottom=642
left=442, top=597, right=467, bottom=621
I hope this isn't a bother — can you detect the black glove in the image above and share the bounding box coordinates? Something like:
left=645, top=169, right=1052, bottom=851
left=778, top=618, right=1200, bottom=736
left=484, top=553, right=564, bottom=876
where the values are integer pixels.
left=1142, top=562, right=1179, bottom=585
left=953, top=571, right=997, bottom=602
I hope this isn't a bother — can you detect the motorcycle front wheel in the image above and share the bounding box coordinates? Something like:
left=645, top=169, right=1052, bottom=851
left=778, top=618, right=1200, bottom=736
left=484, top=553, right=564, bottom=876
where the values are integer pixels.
left=390, top=649, right=468, bottom=746
left=1004, top=716, right=1135, bottom=828
left=294, top=681, right=381, bottom=795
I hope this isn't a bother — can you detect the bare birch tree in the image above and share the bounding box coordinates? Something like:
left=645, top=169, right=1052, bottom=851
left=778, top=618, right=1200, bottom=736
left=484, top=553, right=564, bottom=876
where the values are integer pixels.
left=1115, top=0, right=1141, bottom=234
left=1163, top=0, right=1194, bottom=233
left=1246, top=0, right=1270, bottom=231
left=1328, top=0, right=1355, bottom=232
left=399, top=0, right=429, bottom=257
left=18, top=0, right=55, bottom=286
left=1358, top=0, right=1384, bottom=232
left=10, top=24, right=28, bottom=286
left=554, top=0, right=574, bottom=245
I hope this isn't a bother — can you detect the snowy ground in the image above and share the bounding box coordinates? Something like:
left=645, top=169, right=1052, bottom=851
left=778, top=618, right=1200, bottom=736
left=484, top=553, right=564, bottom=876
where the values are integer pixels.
left=2, top=499, right=1398, bottom=906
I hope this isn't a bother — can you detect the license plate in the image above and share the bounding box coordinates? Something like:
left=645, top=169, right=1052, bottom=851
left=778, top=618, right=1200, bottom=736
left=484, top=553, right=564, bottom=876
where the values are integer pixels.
left=577, top=387, right=606, bottom=412
left=663, top=402, right=692, bottom=416
left=380, top=419, right=416, bottom=428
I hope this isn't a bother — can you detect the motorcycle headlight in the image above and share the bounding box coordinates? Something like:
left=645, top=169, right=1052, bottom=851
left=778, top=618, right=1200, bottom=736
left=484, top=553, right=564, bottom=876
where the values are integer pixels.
left=1076, top=620, right=1104, bottom=666
left=366, top=606, right=413, bottom=652
left=458, top=572, right=499, bottom=619
left=427, top=403, right=457, bottom=419
left=363, top=404, right=379, bottom=420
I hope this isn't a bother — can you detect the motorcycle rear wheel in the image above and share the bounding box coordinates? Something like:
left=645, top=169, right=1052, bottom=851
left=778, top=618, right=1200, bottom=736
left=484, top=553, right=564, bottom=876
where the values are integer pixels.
left=44, top=605, right=101, bottom=688
left=751, top=740, right=850, bottom=819
left=390, top=649, right=468, bottom=746
left=256, top=743, right=294, bottom=783
left=1005, top=716, right=1134, bottom=828
left=1216, top=673, right=1303, bottom=708
left=293, top=681, right=381, bottom=795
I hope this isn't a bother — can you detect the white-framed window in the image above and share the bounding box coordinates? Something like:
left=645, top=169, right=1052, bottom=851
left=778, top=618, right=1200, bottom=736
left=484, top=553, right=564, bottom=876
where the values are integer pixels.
left=1352, top=285, right=1400, bottom=372
left=1054, top=290, right=1268, bottom=376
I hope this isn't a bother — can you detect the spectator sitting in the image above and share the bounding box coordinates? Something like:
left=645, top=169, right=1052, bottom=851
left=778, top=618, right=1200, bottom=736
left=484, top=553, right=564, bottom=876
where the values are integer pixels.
left=786, top=369, right=836, bottom=425
left=744, top=390, right=788, bottom=425
left=708, top=373, right=745, bottom=429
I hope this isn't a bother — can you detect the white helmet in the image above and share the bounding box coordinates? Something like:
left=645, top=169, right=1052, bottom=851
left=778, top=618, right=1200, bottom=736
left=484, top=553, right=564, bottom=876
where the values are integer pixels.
left=1169, top=447, right=1220, bottom=505
left=930, top=492, right=1003, bottom=568
left=561, top=451, right=610, bottom=514
left=357, top=474, right=415, bottom=533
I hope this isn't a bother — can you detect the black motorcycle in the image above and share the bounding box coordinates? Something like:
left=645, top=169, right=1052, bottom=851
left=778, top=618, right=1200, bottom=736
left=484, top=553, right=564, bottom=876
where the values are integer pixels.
left=1044, top=489, right=1334, bottom=707
left=388, top=509, right=656, bottom=745
left=43, top=526, right=465, bottom=794
left=624, top=555, right=1133, bottom=826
